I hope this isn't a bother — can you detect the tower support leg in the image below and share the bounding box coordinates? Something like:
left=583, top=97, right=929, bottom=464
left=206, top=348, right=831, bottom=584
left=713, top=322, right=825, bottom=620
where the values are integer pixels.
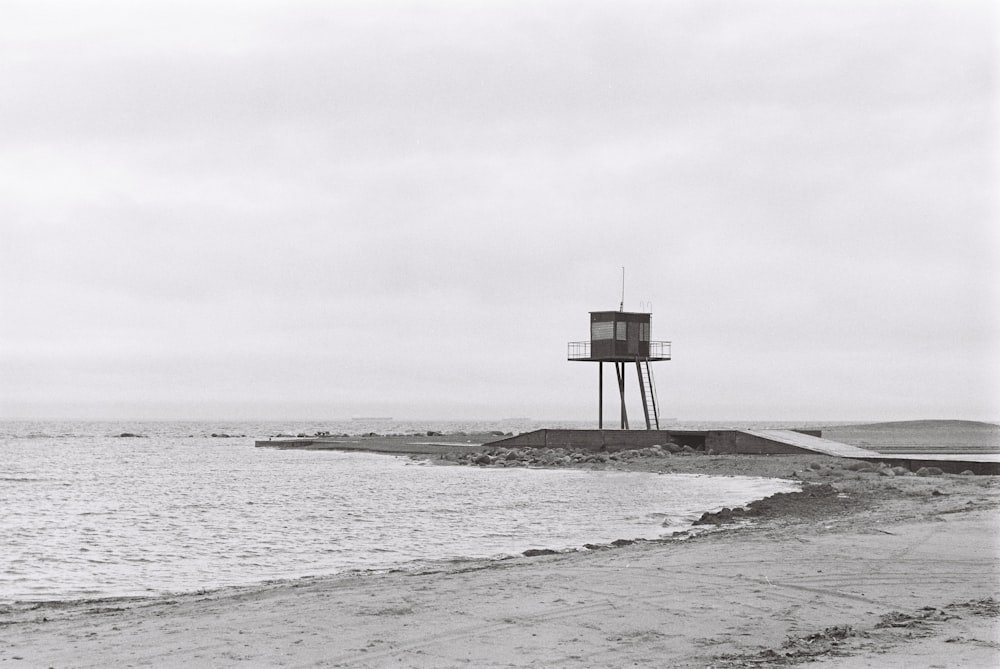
left=616, top=362, right=629, bottom=430
left=598, top=362, right=603, bottom=430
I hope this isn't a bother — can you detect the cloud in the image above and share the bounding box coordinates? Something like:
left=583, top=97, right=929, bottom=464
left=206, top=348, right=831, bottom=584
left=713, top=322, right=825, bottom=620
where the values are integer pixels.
left=1, top=0, right=996, bottom=420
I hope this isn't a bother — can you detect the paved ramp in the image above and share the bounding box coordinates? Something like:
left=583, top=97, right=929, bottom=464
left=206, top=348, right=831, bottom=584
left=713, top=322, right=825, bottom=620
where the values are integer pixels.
left=740, top=429, right=883, bottom=458
left=717, top=429, right=999, bottom=474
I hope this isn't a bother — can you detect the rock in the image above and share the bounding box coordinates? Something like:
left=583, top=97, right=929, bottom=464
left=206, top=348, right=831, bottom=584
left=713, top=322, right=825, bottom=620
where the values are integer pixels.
left=665, top=443, right=682, bottom=454
left=693, top=511, right=721, bottom=525
left=116, top=432, right=143, bottom=438
left=522, top=548, right=558, bottom=557
left=694, top=505, right=747, bottom=525
left=915, top=466, right=944, bottom=477
left=878, top=468, right=896, bottom=477
left=846, top=461, right=877, bottom=472
left=610, top=539, right=635, bottom=547
left=891, top=466, right=911, bottom=476
left=803, top=483, right=837, bottom=497
left=474, top=454, right=494, bottom=465
left=808, top=462, right=824, bottom=471
left=959, top=470, right=975, bottom=476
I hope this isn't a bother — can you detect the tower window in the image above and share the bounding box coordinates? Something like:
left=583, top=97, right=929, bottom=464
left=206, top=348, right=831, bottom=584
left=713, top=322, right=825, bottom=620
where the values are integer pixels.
left=591, top=321, right=613, bottom=340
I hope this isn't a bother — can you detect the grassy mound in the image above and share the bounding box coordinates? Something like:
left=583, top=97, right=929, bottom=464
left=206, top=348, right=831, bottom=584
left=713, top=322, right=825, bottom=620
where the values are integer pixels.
left=822, top=420, right=1000, bottom=454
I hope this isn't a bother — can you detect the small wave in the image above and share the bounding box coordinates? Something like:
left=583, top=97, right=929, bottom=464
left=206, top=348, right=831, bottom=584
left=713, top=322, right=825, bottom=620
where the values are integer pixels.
left=1, top=593, right=154, bottom=609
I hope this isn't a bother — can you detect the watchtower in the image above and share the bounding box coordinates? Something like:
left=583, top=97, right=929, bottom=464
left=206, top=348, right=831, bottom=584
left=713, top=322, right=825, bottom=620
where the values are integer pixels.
left=567, top=309, right=671, bottom=429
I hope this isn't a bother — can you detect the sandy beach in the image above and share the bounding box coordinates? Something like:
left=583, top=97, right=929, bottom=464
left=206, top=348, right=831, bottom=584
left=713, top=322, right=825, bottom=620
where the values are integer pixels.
left=2, top=449, right=997, bottom=668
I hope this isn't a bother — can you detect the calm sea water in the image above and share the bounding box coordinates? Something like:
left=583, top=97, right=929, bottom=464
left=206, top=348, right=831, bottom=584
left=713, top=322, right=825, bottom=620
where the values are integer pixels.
left=0, top=420, right=799, bottom=603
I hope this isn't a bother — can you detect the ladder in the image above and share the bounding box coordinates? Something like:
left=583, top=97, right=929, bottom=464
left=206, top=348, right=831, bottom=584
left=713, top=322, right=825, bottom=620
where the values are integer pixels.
left=636, top=359, right=660, bottom=430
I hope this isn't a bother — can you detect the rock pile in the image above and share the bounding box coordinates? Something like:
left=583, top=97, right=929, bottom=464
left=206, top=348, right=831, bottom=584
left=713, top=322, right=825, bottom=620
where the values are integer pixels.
left=452, top=443, right=688, bottom=467
left=844, top=460, right=914, bottom=476
left=843, top=460, right=949, bottom=477
left=693, top=483, right=840, bottom=525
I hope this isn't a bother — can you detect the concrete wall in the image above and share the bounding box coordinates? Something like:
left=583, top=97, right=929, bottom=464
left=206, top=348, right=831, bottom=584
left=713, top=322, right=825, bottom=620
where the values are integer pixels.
left=853, top=456, right=1000, bottom=476
left=666, top=430, right=707, bottom=449
left=491, top=429, right=819, bottom=454
left=705, top=430, right=807, bottom=455
left=487, top=429, right=675, bottom=452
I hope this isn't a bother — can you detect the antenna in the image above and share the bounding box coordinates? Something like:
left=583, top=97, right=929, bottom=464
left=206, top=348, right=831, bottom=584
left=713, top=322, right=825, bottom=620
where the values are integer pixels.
left=619, top=266, right=625, bottom=312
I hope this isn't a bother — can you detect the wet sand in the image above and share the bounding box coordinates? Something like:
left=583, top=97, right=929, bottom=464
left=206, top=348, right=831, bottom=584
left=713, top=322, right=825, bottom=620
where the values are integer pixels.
left=2, top=452, right=997, bottom=668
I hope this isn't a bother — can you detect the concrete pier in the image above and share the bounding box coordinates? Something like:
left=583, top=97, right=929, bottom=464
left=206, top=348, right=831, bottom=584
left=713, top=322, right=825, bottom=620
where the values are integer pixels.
left=483, top=428, right=1000, bottom=475
left=255, top=426, right=999, bottom=474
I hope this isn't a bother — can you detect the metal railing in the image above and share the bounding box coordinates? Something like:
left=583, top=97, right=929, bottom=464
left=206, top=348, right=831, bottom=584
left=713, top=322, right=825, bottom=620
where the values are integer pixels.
left=648, top=340, right=672, bottom=360
left=567, top=340, right=671, bottom=360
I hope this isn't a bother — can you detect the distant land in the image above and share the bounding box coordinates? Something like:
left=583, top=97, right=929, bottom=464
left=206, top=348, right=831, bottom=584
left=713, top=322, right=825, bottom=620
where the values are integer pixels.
left=822, top=419, right=1000, bottom=454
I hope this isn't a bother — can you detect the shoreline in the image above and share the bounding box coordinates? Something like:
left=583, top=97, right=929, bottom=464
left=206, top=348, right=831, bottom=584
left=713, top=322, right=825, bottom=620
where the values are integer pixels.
left=2, top=449, right=997, bottom=667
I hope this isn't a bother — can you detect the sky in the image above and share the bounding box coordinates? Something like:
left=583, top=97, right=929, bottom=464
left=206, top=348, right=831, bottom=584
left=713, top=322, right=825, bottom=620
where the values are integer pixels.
left=1, top=0, right=997, bottom=423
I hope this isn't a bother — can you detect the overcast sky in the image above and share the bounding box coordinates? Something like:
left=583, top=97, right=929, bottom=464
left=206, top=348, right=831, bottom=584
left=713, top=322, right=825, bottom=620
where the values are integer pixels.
left=1, top=0, right=996, bottom=423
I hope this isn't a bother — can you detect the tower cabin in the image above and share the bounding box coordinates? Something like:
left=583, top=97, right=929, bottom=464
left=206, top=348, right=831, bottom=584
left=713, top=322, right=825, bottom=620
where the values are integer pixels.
left=568, top=310, right=671, bottom=430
